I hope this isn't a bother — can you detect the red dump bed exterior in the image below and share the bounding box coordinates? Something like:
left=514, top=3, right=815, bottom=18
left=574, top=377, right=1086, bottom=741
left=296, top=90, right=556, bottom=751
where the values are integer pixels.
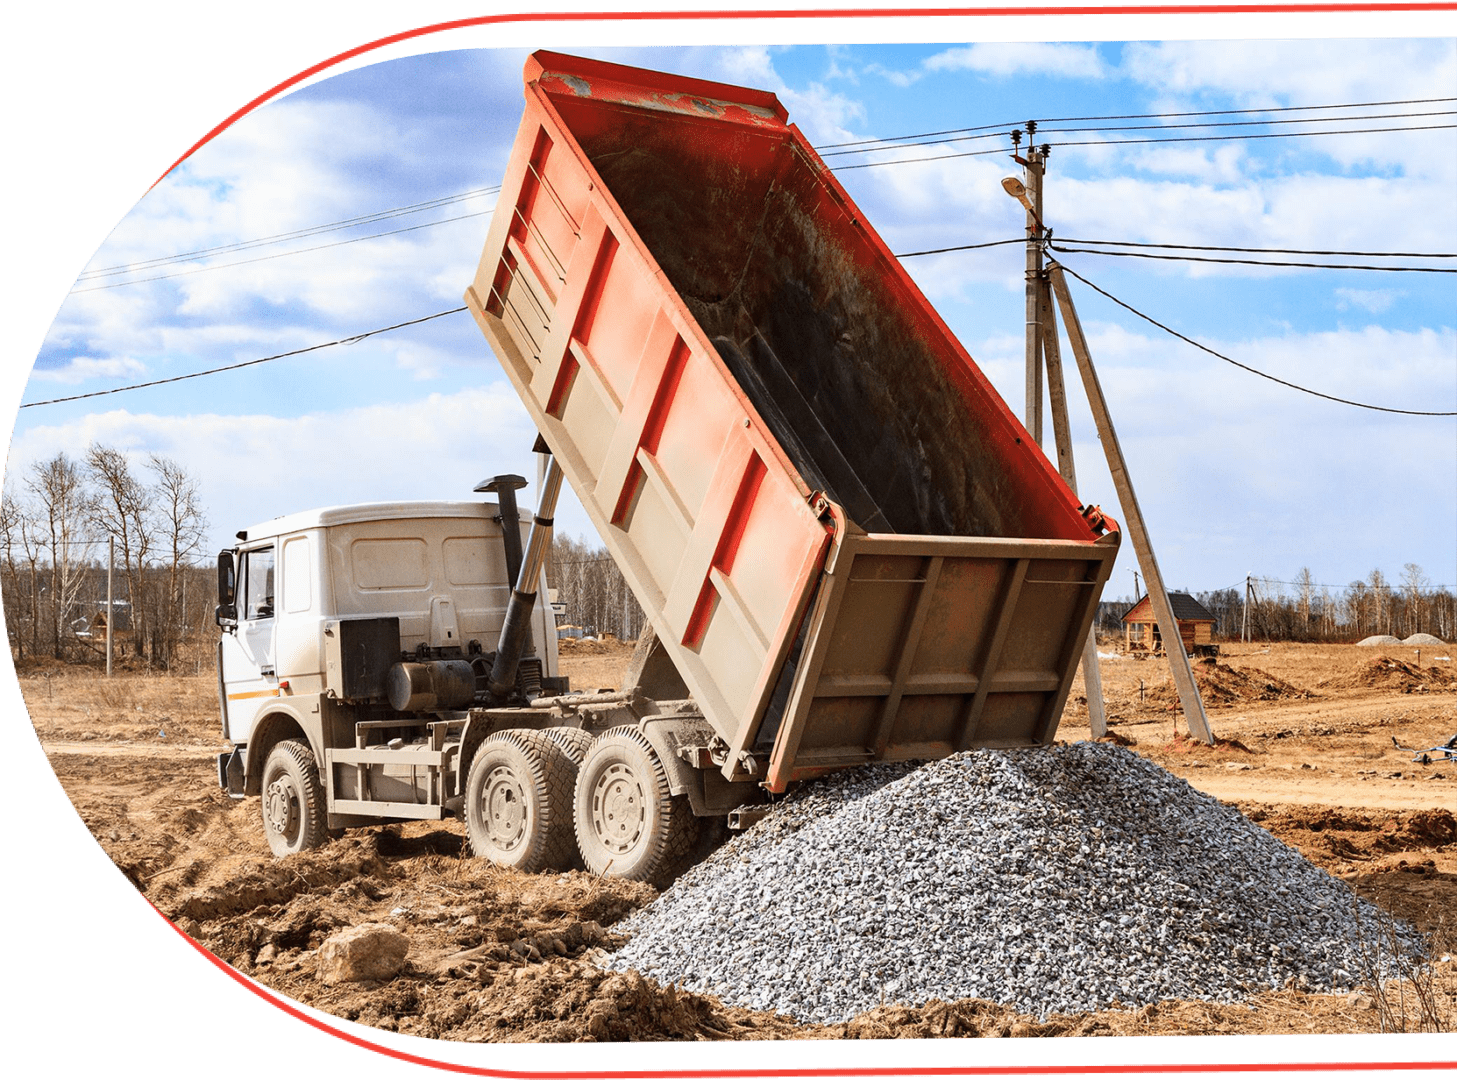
left=466, top=52, right=1118, bottom=792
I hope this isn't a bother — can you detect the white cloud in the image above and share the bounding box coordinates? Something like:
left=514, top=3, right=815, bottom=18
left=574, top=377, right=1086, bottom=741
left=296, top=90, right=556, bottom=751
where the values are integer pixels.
left=30, top=356, right=146, bottom=385
left=925, top=42, right=1106, bottom=79
left=1126, top=144, right=1247, bottom=183
left=863, top=62, right=922, bottom=89
left=1122, top=38, right=1457, bottom=108
left=1334, top=287, right=1400, bottom=314
left=5, top=384, right=583, bottom=554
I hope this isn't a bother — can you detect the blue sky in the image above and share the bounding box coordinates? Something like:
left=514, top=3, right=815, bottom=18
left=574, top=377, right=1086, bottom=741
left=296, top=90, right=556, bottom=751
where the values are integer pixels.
left=10, top=37, right=1456, bottom=601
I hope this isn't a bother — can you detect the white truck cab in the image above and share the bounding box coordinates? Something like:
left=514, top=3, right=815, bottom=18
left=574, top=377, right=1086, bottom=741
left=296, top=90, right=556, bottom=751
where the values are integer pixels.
left=215, top=493, right=563, bottom=856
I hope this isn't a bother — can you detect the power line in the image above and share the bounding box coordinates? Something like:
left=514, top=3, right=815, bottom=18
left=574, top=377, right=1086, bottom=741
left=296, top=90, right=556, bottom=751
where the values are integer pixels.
left=1052, top=261, right=1457, bottom=417
left=1048, top=243, right=1457, bottom=274
left=895, top=237, right=1024, bottom=258
left=19, top=244, right=1023, bottom=405
left=834, top=144, right=1011, bottom=170
left=832, top=122, right=1457, bottom=170
left=66, top=98, right=1456, bottom=287
left=20, top=308, right=467, bottom=409
left=1251, top=576, right=1454, bottom=592
left=821, top=108, right=1457, bottom=158
left=71, top=210, right=493, bottom=294
left=78, top=186, right=500, bottom=279
left=813, top=95, right=1457, bottom=151
left=1058, top=238, right=1457, bottom=260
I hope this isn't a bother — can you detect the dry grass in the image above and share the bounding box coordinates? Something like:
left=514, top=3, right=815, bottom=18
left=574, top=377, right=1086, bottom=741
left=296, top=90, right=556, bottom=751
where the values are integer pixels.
left=1352, top=908, right=1456, bottom=1033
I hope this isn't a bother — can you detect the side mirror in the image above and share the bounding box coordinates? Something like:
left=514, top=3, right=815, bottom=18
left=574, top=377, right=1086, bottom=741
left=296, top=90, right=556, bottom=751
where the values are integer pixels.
left=216, top=550, right=237, bottom=628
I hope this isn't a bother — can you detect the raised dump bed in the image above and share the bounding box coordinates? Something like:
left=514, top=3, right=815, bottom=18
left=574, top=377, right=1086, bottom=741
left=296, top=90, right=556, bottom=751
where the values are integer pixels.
left=466, top=52, right=1118, bottom=793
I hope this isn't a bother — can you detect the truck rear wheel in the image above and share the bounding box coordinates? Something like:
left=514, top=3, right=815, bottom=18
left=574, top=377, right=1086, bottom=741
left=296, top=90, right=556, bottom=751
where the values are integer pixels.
left=573, top=726, right=697, bottom=884
left=261, top=739, right=328, bottom=858
left=544, top=725, right=595, bottom=764
left=465, top=729, right=578, bottom=873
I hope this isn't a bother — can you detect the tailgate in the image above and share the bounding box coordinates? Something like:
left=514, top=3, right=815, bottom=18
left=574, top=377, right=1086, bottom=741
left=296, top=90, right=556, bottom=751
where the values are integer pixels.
left=766, top=531, right=1119, bottom=791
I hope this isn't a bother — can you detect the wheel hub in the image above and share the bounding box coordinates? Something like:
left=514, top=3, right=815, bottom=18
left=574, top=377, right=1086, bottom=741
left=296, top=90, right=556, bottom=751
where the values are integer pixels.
left=483, top=765, right=528, bottom=851
left=264, top=777, right=298, bottom=837
left=591, top=762, right=646, bottom=855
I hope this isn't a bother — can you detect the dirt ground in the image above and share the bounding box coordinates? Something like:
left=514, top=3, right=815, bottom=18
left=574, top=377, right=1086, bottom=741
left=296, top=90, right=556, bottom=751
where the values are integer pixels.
left=21, top=637, right=1457, bottom=1042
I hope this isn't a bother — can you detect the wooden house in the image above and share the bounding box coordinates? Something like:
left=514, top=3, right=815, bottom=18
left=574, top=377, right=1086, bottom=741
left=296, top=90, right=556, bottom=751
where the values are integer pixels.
left=1121, top=592, right=1218, bottom=656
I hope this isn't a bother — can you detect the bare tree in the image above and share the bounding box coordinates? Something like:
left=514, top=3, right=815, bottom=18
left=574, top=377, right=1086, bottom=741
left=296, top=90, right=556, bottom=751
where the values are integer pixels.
left=27, top=453, right=95, bottom=658
left=1296, top=567, right=1314, bottom=640
left=548, top=532, right=643, bottom=639
left=0, top=490, right=32, bottom=659
left=1400, top=563, right=1429, bottom=637
left=86, top=444, right=153, bottom=662
left=1368, top=569, right=1390, bottom=637
left=148, top=454, right=208, bottom=667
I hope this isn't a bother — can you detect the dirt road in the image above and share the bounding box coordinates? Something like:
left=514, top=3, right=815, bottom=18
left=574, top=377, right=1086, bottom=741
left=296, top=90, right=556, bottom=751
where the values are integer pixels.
left=21, top=640, right=1457, bottom=1041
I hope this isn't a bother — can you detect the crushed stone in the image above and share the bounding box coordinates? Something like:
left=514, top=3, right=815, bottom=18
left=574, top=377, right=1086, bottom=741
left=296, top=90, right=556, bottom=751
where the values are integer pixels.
left=1401, top=633, right=1446, bottom=646
left=602, top=743, right=1423, bottom=1022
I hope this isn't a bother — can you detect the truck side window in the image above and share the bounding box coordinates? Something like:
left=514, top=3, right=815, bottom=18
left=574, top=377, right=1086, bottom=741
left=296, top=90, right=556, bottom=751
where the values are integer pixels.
left=243, top=547, right=275, bottom=620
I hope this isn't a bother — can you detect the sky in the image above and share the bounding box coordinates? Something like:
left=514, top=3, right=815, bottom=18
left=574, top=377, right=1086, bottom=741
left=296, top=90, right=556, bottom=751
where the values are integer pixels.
left=8, top=37, right=1455, bottom=604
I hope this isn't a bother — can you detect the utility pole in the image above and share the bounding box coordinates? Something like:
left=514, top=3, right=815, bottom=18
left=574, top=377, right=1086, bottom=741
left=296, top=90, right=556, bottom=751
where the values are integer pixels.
left=1242, top=574, right=1251, bottom=644
left=1132, top=568, right=1142, bottom=600
left=1018, top=126, right=1046, bottom=446
left=1006, top=132, right=1106, bottom=737
left=106, top=536, right=114, bottom=678
left=1048, top=263, right=1214, bottom=745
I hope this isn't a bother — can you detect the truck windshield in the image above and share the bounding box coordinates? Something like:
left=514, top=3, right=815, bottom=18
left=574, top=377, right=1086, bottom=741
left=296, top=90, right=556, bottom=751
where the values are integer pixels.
left=243, top=547, right=275, bottom=620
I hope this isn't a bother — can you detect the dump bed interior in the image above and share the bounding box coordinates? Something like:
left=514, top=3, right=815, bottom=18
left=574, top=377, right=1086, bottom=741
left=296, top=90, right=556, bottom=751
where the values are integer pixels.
left=547, top=78, right=1092, bottom=544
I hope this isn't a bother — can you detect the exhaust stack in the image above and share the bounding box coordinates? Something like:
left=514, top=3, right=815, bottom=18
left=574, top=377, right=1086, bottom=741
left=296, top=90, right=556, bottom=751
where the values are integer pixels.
left=488, top=457, right=563, bottom=700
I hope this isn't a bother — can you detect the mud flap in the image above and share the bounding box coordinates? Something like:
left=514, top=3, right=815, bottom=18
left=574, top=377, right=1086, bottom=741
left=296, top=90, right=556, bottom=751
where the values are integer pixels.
left=217, top=747, right=247, bottom=799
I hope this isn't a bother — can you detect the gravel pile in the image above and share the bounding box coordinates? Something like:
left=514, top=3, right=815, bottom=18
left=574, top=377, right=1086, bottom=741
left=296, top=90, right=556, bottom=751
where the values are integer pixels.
left=603, top=743, right=1423, bottom=1022
left=1357, top=635, right=1402, bottom=646
left=1401, top=633, right=1447, bottom=646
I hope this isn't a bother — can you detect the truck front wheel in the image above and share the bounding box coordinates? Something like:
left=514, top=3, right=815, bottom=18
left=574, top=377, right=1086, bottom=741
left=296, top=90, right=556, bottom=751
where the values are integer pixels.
left=465, top=729, right=579, bottom=873
left=261, top=739, right=328, bottom=857
left=573, top=726, right=698, bottom=884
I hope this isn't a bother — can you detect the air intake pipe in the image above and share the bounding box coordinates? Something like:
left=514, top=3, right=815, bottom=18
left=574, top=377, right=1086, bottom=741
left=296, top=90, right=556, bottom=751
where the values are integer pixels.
left=488, top=456, right=563, bottom=700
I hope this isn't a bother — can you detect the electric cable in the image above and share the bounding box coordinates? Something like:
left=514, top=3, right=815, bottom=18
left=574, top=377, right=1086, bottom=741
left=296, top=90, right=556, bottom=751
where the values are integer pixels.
left=1050, top=261, right=1457, bottom=417
left=21, top=307, right=467, bottom=409
left=820, top=109, right=1457, bottom=158
left=1047, top=243, right=1457, bottom=274
left=1059, top=239, right=1457, bottom=260
left=70, top=210, right=492, bottom=293
left=813, top=95, right=1457, bottom=151
left=78, top=186, right=500, bottom=279
left=895, top=238, right=1025, bottom=257
left=833, top=122, right=1457, bottom=170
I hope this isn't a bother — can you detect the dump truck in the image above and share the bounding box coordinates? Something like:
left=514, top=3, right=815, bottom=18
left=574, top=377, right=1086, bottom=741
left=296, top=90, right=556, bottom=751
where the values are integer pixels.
left=215, top=51, right=1119, bottom=883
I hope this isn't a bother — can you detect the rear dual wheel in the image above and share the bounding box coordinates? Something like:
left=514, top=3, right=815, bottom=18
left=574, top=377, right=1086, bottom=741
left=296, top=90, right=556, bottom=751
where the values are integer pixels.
left=573, top=726, right=698, bottom=885
left=464, top=729, right=580, bottom=873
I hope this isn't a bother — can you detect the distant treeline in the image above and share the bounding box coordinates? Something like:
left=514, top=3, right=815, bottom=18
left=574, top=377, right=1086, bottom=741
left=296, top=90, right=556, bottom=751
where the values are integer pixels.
left=547, top=533, right=645, bottom=641
left=1095, top=565, right=1454, bottom=643
left=2, top=446, right=210, bottom=668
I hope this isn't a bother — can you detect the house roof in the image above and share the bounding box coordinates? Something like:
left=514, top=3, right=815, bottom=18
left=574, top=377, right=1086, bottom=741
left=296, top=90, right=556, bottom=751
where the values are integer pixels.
left=1121, top=591, right=1215, bottom=624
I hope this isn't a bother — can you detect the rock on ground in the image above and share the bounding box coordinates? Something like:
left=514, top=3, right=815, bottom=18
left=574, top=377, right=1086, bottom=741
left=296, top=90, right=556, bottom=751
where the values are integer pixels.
left=317, top=923, right=409, bottom=985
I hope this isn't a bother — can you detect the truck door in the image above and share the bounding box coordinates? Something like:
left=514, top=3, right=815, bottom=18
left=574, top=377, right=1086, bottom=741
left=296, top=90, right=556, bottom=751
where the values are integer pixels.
left=219, top=544, right=278, bottom=743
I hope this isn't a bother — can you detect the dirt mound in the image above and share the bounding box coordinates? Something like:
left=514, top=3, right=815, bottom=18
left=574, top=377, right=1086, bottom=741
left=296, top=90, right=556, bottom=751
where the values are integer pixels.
left=557, top=636, right=624, bottom=655
left=1157, top=732, right=1257, bottom=756
left=1146, top=659, right=1309, bottom=707
left=1246, top=805, right=1456, bottom=848
left=168, top=835, right=389, bottom=922
left=1318, top=657, right=1457, bottom=693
